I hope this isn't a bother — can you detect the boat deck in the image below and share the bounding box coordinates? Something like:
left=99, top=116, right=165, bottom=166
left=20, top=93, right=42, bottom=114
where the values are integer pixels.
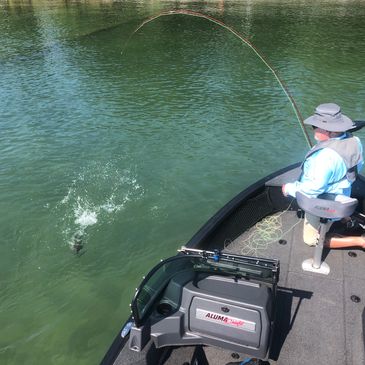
left=226, top=210, right=365, bottom=365
left=114, top=210, right=365, bottom=365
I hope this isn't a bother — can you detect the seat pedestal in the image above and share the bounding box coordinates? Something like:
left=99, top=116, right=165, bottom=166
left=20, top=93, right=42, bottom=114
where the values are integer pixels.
left=296, top=192, right=358, bottom=276
left=302, top=219, right=331, bottom=275
left=302, top=258, right=330, bottom=275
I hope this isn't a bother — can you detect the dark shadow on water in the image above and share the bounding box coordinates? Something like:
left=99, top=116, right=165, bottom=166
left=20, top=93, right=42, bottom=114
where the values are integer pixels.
left=75, top=249, right=87, bottom=257
left=270, top=287, right=313, bottom=361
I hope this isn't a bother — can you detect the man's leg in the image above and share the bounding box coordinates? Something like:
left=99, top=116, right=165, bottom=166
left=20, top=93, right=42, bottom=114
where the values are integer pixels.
left=325, top=235, right=365, bottom=249
left=303, top=213, right=320, bottom=246
left=303, top=213, right=333, bottom=246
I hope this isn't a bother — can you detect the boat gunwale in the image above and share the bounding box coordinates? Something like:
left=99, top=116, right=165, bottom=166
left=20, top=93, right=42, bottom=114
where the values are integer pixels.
left=185, top=162, right=301, bottom=249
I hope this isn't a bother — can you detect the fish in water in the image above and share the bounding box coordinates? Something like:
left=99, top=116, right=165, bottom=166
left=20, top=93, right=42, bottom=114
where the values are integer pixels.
left=70, top=232, right=84, bottom=254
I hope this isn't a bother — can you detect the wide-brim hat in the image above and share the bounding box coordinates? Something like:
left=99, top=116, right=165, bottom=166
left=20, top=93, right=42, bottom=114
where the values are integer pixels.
left=304, top=103, right=355, bottom=132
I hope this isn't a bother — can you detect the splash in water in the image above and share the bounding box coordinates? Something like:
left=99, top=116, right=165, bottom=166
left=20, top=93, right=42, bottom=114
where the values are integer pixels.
left=56, top=161, right=144, bottom=253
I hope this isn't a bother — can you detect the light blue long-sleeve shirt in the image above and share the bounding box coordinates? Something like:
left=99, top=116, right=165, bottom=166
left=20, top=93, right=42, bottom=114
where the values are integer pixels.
left=285, top=134, right=364, bottom=198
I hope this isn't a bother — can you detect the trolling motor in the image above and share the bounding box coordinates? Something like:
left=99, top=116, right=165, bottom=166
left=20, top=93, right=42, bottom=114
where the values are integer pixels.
left=296, top=192, right=358, bottom=275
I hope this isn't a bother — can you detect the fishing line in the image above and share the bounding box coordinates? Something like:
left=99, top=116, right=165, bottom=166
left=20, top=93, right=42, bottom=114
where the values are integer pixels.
left=224, top=201, right=302, bottom=257
left=122, top=9, right=312, bottom=148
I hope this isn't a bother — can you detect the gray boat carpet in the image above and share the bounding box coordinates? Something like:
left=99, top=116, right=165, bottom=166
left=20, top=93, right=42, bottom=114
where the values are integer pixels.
left=226, top=211, right=365, bottom=365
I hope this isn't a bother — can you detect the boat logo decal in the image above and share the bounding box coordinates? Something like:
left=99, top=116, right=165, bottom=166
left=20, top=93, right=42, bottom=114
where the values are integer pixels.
left=196, top=308, right=256, bottom=332
left=314, top=205, right=336, bottom=213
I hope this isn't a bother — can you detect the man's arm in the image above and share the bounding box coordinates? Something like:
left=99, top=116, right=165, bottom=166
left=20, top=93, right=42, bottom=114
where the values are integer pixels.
left=283, top=149, right=347, bottom=198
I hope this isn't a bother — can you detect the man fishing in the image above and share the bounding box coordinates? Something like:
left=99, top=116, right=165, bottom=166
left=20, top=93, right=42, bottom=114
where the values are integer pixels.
left=282, top=103, right=364, bottom=248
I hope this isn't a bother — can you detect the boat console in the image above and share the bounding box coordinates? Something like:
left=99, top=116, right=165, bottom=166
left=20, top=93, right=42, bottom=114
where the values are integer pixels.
left=127, top=248, right=279, bottom=360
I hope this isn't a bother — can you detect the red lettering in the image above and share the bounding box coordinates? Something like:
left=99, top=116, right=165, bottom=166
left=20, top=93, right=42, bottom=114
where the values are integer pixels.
left=204, top=311, right=246, bottom=326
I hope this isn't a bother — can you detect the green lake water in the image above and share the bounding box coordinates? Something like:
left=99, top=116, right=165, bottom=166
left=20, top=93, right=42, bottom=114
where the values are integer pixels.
left=1, top=0, right=365, bottom=364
